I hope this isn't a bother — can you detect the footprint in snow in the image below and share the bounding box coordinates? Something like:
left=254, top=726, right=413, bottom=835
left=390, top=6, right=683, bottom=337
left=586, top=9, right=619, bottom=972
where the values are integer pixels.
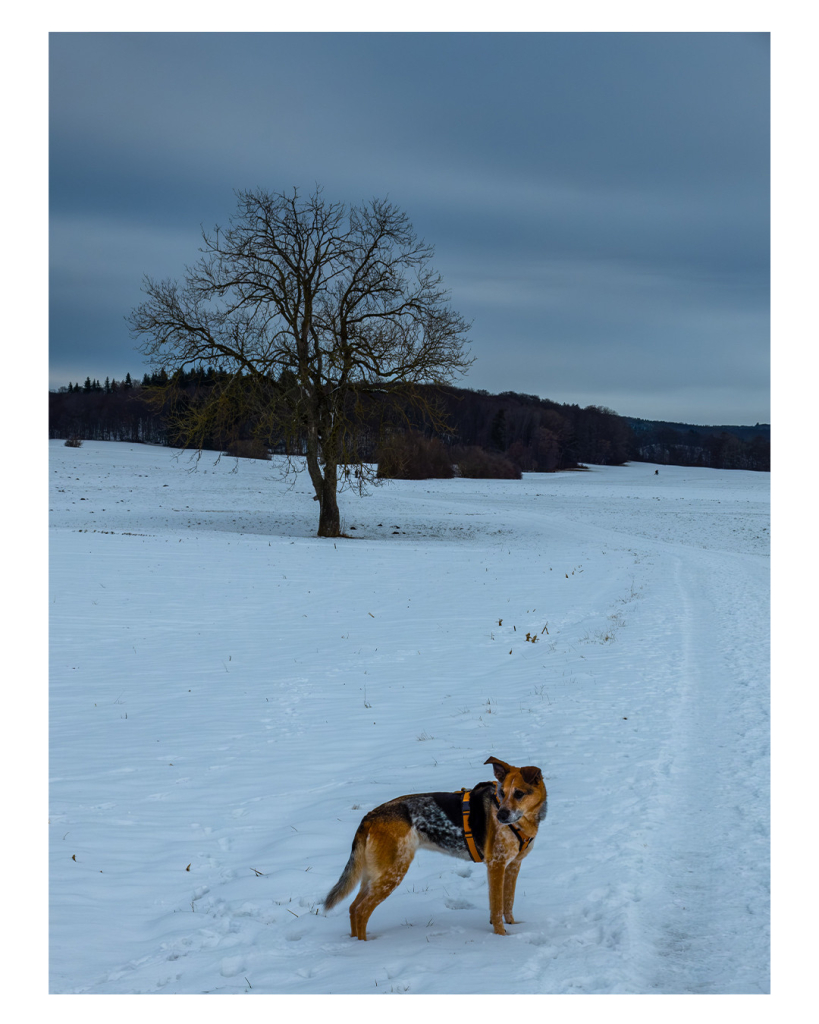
left=445, top=897, right=474, bottom=910
left=219, top=956, right=245, bottom=978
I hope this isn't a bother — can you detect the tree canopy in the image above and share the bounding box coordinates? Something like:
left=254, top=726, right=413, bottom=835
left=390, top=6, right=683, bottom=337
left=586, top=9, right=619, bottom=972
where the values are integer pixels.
left=128, top=186, right=472, bottom=536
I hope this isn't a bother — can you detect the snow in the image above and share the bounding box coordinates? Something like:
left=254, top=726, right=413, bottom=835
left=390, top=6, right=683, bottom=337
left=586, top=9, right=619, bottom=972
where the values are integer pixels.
left=48, top=440, right=769, bottom=996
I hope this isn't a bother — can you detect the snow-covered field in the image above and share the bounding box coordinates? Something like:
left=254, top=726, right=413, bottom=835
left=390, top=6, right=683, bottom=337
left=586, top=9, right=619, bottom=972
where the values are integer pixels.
left=48, top=441, right=769, bottom=995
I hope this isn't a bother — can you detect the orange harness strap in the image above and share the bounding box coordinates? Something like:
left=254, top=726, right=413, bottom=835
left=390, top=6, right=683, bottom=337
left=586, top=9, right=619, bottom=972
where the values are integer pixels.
left=460, top=789, right=484, bottom=862
left=509, top=822, right=533, bottom=853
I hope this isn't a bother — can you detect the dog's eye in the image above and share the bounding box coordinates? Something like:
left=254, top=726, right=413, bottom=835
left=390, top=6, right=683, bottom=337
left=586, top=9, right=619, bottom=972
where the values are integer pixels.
left=513, top=789, right=525, bottom=800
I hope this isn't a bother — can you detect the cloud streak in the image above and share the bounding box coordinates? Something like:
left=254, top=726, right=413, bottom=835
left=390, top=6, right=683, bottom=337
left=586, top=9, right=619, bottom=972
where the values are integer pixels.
left=49, top=32, right=769, bottom=423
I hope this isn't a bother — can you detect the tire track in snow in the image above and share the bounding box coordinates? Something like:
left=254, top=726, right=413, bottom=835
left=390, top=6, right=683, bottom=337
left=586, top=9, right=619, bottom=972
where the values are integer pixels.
left=625, top=549, right=769, bottom=992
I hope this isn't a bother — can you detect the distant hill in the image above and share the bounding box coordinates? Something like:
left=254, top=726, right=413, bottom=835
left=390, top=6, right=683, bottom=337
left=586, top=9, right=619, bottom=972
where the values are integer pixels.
left=627, top=418, right=770, bottom=442
left=624, top=416, right=769, bottom=471
left=48, top=374, right=770, bottom=473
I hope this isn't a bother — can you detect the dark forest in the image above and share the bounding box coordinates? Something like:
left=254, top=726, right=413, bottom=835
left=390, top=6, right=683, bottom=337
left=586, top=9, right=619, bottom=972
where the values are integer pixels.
left=49, top=371, right=770, bottom=475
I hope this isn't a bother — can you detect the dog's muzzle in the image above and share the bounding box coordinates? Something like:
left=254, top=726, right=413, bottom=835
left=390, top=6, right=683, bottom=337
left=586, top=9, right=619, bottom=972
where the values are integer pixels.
left=497, top=807, right=522, bottom=824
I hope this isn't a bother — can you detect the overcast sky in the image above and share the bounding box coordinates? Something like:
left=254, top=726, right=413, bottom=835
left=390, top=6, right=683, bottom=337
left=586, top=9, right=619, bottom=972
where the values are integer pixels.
left=49, top=32, right=769, bottom=425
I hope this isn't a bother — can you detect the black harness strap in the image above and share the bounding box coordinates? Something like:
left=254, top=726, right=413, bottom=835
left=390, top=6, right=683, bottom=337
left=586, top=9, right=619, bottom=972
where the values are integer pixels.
left=493, top=791, right=534, bottom=854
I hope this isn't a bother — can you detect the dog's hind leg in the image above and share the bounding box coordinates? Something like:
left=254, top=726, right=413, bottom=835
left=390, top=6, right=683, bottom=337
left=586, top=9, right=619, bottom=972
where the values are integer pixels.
left=349, top=856, right=413, bottom=940
left=348, top=876, right=371, bottom=939
left=349, top=822, right=417, bottom=940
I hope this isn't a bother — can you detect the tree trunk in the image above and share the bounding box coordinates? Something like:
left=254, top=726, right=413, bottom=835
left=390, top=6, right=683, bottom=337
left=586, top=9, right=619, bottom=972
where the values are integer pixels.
left=317, top=461, right=341, bottom=537
left=304, top=407, right=341, bottom=537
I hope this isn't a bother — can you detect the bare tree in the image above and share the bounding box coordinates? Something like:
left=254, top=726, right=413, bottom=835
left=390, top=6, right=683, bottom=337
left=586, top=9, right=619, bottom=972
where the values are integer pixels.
left=128, top=186, right=472, bottom=536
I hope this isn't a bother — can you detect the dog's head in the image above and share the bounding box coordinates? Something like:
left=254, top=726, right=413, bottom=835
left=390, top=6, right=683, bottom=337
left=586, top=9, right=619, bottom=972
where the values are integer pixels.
left=485, top=756, right=547, bottom=824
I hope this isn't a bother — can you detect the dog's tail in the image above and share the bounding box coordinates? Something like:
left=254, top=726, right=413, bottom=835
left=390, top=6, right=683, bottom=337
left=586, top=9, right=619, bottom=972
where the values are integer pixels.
left=324, top=825, right=367, bottom=910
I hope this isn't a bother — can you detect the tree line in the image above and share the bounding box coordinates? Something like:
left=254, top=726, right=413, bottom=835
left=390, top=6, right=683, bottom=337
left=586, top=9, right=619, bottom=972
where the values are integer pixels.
left=627, top=418, right=770, bottom=472
left=49, top=371, right=770, bottom=473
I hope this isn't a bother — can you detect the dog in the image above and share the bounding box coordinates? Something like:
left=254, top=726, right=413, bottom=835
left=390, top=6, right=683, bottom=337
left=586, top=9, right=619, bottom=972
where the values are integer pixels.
left=323, top=756, right=547, bottom=939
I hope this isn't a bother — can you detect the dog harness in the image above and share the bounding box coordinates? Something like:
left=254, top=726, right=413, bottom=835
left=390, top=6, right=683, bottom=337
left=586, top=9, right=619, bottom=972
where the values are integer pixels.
left=459, top=787, right=534, bottom=863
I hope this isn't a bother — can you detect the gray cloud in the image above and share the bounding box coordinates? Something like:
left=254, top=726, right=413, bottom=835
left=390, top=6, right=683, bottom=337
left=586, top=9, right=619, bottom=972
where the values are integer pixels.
left=49, top=32, right=769, bottom=424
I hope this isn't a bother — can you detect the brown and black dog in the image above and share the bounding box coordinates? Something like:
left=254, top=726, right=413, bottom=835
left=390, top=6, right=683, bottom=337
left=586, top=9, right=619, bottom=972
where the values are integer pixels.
left=324, top=756, right=547, bottom=939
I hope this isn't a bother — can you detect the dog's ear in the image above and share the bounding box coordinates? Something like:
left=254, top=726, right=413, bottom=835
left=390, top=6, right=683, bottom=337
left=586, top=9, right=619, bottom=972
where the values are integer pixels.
left=485, top=756, right=513, bottom=781
left=520, top=766, right=543, bottom=785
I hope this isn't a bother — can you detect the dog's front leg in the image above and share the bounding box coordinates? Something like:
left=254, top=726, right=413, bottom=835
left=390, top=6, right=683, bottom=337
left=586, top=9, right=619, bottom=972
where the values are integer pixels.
left=487, top=861, right=508, bottom=935
left=502, top=857, right=522, bottom=924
